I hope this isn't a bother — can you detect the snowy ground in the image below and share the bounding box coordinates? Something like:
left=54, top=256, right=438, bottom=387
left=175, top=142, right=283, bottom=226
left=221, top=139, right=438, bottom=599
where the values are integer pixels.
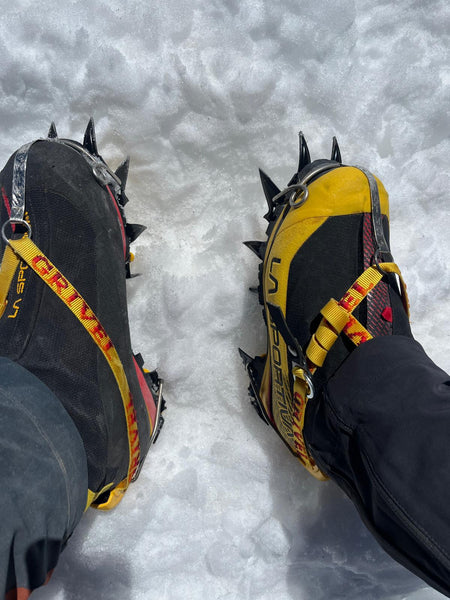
left=1, top=1, right=449, bottom=598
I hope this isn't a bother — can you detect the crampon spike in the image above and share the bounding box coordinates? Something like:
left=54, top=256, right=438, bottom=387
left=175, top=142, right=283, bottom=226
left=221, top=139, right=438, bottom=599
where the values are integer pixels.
left=259, top=169, right=281, bottom=221
left=331, top=136, right=342, bottom=163
left=47, top=122, right=58, bottom=139
left=298, top=131, right=311, bottom=173
left=239, top=349, right=271, bottom=425
left=243, top=240, right=265, bottom=259
left=83, top=117, right=98, bottom=155
left=238, top=348, right=253, bottom=368
left=126, top=223, right=146, bottom=243
left=115, top=156, right=130, bottom=190
left=126, top=263, right=141, bottom=279
left=133, top=352, right=144, bottom=368
left=249, top=286, right=258, bottom=294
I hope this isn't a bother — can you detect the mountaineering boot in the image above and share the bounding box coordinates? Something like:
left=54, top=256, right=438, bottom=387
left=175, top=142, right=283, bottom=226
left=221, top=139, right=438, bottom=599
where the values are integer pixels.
left=240, top=133, right=411, bottom=479
left=0, top=120, right=165, bottom=509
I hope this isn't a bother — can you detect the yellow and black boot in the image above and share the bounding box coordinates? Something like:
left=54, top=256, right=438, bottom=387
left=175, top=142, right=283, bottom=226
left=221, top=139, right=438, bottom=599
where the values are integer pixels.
left=240, top=133, right=411, bottom=479
left=0, top=120, right=165, bottom=509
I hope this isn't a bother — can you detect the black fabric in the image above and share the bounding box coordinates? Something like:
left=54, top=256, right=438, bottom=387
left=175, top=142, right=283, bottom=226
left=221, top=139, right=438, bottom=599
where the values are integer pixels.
left=286, top=214, right=364, bottom=392
left=0, top=141, right=151, bottom=493
left=0, top=357, right=87, bottom=598
left=304, top=335, right=450, bottom=597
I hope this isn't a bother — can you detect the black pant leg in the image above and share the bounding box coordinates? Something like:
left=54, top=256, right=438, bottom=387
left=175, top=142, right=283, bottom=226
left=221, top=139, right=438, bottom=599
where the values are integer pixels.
left=0, top=358, right=88, bottom=599
left=304, top=335, right=450, bottom=597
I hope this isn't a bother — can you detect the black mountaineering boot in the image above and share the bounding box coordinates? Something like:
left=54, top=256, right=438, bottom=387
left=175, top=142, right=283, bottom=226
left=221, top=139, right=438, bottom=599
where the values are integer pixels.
left=0, top=120, right=165, bottom=509
left=240, top=132, right=411, bottom=479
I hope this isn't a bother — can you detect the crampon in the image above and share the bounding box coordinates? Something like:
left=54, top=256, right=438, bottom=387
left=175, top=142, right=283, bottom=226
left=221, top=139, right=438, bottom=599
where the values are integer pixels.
left=240, top=132, right=411, bottom=480
left=0, top=119, right=166, bottom=509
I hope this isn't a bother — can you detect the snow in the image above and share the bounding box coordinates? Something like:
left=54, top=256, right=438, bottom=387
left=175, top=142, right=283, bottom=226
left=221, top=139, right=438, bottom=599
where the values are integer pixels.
left=0, top=0, right=448, bottom=598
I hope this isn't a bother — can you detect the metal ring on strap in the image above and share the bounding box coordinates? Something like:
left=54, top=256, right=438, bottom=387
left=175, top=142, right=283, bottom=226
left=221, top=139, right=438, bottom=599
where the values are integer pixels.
left=293, top=366, right=315, bottom=400
left=373, top=247, right=389, bottom=275
left=273, top=183, right=309, bottom=208
left=303, top=369, right=315, bottom=399
left=289, top=183, right=309, bottom=208
left=1, top=219, right=32, bottom=245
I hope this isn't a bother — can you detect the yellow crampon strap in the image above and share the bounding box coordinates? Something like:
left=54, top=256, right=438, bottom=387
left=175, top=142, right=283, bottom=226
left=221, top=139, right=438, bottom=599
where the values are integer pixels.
left=292, top=262, right=409, bottom=481
left=291, top=366, right=328, bottom=481
left=306, top=262, right=408, bottom=367
left=1, top=236, right=140, bottom=509
left=0, top=245, right=21, bottom=318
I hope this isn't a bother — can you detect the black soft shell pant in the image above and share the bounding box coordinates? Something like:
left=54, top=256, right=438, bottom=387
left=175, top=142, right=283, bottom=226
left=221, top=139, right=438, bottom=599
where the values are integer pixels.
left=0, top=358, right=87, bottom=599
left=2, top=337, right=450, bottom=597
left=305, top=335, right=450, bottom=597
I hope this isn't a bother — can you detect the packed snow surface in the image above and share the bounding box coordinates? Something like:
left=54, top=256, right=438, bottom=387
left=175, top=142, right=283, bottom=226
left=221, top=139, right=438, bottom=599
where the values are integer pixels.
left=0, top=1, right=449, bottom=598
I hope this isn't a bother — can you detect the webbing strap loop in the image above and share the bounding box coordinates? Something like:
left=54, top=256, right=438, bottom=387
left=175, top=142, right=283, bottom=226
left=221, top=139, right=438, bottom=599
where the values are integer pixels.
left=315, top=323, right=338, bottom=349
left=3, top=236, right=140, bottom=505
left=306, top=335, right=328, bottom=367
left=320, top=299, right=349, bottom=332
